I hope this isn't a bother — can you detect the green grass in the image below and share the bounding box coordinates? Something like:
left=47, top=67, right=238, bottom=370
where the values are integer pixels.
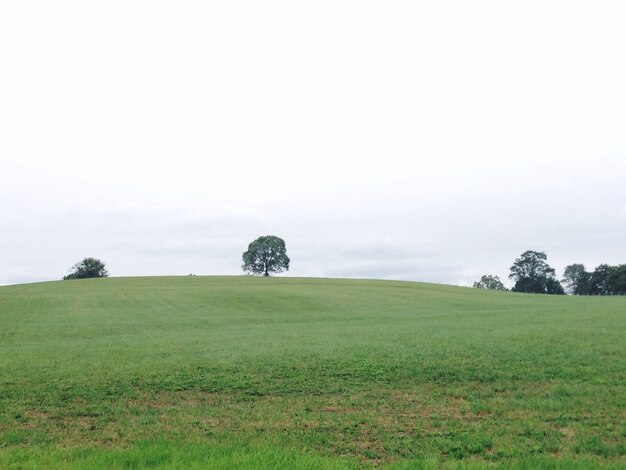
left=0, top=276, right=624, bottom=468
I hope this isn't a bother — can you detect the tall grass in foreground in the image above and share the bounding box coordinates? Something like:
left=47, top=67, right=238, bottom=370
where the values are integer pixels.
left=1, top=441, right=623, bottom=469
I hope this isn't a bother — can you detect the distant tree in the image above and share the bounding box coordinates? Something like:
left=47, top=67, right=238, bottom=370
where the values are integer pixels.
left=512, top=277, right=546, bottom=294
left=509, top=250, right=559, bottom=294
left=562, top=264, right=591, bottom=295
left=242, top=235, right=290, bottom=277
left=545, top=277, right=566, bottom=295
left=473, top=275, right=508, bottom=291
left=588, top=264, right=626, bottom=295
left=63, top=257, right=109, bottom=280
left=589, top=264, right=615, bottom=295
left=610, top=264, right=626, bottom=295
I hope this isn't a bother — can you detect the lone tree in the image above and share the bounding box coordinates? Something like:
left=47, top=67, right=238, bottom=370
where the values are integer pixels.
left=473, top=275, right=507, bottom=291
left=63, top=257, right=109, bottom=280
left=242, top=235, right=290, bottom=276
left=509, top=250, right=564, bottom=294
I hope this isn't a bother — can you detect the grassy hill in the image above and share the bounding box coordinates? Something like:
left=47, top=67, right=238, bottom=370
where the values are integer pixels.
left=0, top=276, right=624, bottom=468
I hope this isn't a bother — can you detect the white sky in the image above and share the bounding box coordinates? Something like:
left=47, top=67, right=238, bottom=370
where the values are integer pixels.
left=1, top=1, right=625, bottom=286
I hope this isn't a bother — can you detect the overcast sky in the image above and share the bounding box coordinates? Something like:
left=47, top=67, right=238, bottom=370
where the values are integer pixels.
left=1, top=1, right=625, bottom=287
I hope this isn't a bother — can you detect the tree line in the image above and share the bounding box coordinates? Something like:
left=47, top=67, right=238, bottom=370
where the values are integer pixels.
left=474, top=250, right=626, bottom=295
left=60, top=242, right=624, bottom=296
left=562, top=263, right=626, bottom=295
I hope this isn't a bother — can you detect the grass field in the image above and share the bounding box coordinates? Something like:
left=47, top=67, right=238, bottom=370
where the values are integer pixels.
left=0, top=276, right=624, bottom=468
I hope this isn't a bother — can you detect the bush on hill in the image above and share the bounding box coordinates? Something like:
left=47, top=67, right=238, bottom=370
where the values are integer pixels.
left=63, top=257, right=109, bottom=280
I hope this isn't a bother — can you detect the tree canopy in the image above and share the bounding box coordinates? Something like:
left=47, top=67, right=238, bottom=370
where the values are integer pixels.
left=562, top=264, right=591, bottom=295
left=509, top=250, right=564, bottom=294
left=473, top=275, right=507, bottom=291
left=544, top=277, right=566, bottom=295
left=242, top=235, right=290, bottom=276
left=63, top=257, right=109, bottom=280
left=587, top=264, right=626, bottom=295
